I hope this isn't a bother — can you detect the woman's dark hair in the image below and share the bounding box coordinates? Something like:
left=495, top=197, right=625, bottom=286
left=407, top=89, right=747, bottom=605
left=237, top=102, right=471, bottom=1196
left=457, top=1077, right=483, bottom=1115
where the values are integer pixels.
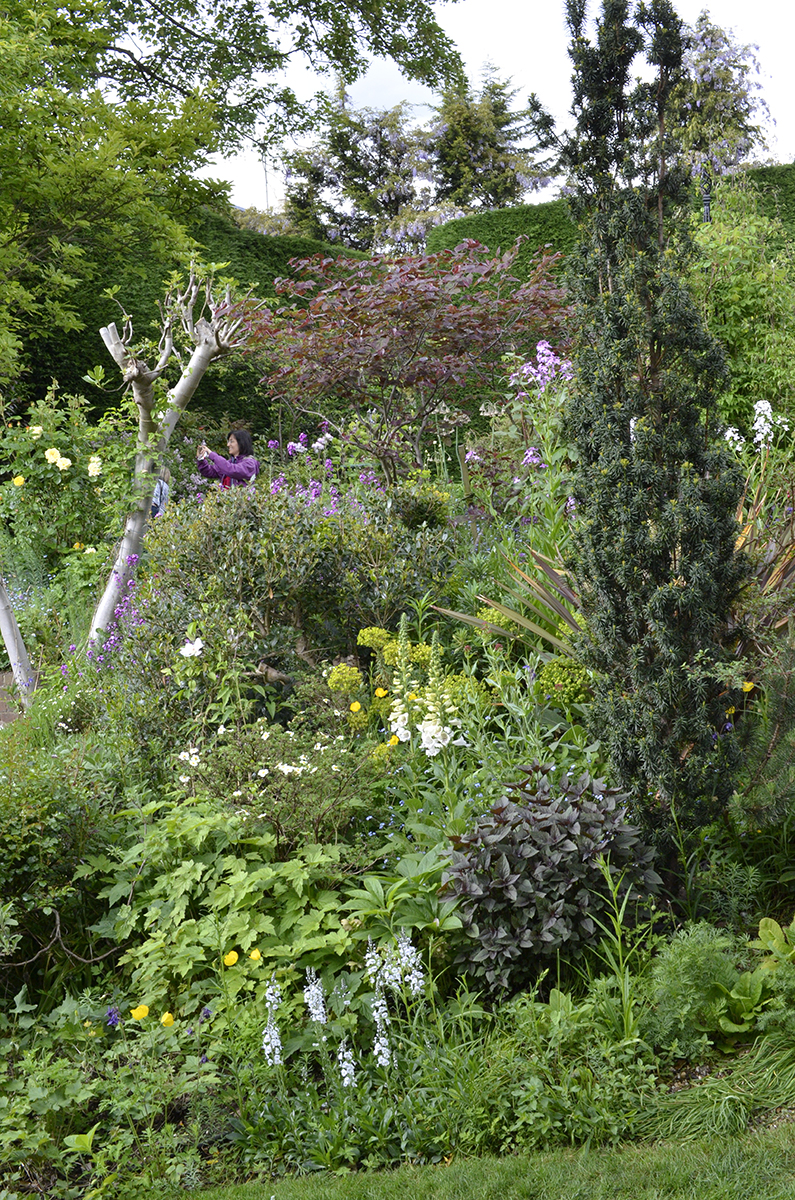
left=228, top=428, right=254, bottom=457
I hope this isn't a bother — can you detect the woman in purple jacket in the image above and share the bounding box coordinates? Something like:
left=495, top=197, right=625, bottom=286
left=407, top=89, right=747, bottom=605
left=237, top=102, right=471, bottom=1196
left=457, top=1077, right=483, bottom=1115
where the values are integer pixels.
left=196, top=429, right=261, bottom=488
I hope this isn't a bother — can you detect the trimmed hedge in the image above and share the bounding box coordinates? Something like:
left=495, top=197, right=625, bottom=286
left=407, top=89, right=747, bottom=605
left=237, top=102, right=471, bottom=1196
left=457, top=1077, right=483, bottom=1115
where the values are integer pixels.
left=426, top=198, right=579, bottom=276
left=27, top=207, right=362, bottom=427
left=427, top=163, right=795, bottom=276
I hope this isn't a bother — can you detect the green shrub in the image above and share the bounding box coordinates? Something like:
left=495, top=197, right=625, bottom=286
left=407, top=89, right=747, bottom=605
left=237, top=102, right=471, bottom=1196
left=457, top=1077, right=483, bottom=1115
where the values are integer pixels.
left=442, top=763, right=660, bottom=994
left=462, top=987, right=659, bottom=1153
left=640, top=922, right=750, bottom=1060
left=536, top=656, right=592, bottom=710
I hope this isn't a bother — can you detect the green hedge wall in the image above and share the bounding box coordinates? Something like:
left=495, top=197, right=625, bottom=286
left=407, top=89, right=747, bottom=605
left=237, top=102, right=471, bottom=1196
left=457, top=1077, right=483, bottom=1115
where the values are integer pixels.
left=426, top=164, right=795, bottom=276
left=27, top=209, right=362, bottom=428
left=425, top=198, right=579, bottom=275
left=747, top=162, right=795, bottom=238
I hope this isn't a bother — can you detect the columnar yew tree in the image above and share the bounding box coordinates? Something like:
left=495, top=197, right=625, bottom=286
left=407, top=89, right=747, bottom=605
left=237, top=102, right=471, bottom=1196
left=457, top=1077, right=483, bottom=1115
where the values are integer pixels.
left=563, top=0, right=747, bottom=835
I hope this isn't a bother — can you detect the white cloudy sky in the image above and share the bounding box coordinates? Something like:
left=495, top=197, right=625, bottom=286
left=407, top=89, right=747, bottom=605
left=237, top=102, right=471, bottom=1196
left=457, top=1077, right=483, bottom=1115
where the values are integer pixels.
left=201, top=0, right=792, bottom=209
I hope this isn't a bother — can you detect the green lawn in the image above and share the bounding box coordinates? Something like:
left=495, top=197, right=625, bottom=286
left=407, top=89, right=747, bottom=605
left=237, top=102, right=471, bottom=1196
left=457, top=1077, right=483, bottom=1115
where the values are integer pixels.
left=187, top=1126, right=795, bottom=1200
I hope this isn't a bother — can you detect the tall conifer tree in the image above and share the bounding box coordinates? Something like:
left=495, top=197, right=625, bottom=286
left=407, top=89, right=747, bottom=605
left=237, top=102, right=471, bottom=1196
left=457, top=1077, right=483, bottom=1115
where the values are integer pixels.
left=562, top=0, right=747, bottom=837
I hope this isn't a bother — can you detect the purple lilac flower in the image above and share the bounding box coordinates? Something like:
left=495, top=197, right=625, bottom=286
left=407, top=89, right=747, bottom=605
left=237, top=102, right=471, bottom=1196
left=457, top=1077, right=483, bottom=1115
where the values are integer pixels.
left=267, top=439, right=279, bottom=449
left=270, top=473, right=286, bottom=494
left=522, top=446, right=544, bottom=467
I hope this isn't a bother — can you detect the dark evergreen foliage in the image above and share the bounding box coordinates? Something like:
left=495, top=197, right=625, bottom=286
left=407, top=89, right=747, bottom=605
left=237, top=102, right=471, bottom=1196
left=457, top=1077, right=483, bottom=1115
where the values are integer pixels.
left=561, top=0, right=748, bottom=837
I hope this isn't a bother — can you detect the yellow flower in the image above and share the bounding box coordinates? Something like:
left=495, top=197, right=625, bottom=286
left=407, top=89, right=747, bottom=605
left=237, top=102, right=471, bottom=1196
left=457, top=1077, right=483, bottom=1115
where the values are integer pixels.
left=725, top=706, right=736, bottom=716
left=742, top=681, right=754, bottom=692
left=408, top=692, right=418, bottom=701
left=375, top=687, right=388, bottom=698
left=223, top=950, right=239, bottom=966
left=130, top=1005, right=149, bottom=1020
left=56, top=456, right=72, bottom=471
left=87, top=455, right=102, bottom=477
left=249, top=948, right=262, bottom=961
left=45, top=447, right=60, bottom=463
left=388, top=735, right=399, bottom=747
left=349, top=701, right=362, bottom=713
left=73, top=542, right=84, bottom=550
left=160, top=1012, right=175, bottom=1027
left=12, top=475, right=24, bottom=486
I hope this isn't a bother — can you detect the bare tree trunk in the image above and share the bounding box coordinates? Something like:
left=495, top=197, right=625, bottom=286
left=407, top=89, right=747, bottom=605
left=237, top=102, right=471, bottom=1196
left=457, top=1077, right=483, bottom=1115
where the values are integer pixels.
left=89, top=273, right=259, bottom=642
left=0, top=576, right=36, bottom=709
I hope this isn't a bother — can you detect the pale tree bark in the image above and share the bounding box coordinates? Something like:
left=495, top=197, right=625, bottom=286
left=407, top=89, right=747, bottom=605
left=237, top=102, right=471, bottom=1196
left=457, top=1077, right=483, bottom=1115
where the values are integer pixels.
left=89, top=272, right=260, bottom=642
left=0, top=576, right=36, bottom=709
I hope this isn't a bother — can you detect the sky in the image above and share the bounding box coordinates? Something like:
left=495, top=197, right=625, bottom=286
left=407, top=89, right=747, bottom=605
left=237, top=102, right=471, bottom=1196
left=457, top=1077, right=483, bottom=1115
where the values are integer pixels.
left=199, top=0, right=792, bottom=210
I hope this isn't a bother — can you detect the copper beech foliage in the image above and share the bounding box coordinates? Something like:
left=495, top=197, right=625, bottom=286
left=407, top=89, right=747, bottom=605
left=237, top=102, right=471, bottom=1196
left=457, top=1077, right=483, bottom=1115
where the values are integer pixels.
left=251, top=238, right=570, bottom=483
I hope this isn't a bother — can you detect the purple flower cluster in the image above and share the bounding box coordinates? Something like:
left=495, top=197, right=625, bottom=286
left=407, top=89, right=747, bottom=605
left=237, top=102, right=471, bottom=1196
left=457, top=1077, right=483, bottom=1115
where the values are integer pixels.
left=522, top=446, right=545, bottom=468
left=511, top=341, right=574, bottom=396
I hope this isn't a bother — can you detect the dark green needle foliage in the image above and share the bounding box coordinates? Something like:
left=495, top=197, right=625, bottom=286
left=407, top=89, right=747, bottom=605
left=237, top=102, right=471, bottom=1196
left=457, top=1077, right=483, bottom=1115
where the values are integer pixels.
left=562, top=0, right=748, bottom=840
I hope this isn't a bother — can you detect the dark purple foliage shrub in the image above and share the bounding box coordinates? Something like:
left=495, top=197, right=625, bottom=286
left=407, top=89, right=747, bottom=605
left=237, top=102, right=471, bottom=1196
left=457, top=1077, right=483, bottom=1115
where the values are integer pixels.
left=442, top=762, right=660, bottom=994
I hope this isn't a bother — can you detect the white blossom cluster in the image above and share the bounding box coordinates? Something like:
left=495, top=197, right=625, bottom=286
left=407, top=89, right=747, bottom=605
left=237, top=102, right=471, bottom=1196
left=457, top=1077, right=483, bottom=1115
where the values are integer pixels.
left=364, top=932, right=427, bottom=1069
left=303, top=968, right=327, bottom=1025
left=261, top=977, right=283, bottom=1067
left=337, top=1039, right=356, bottom=1087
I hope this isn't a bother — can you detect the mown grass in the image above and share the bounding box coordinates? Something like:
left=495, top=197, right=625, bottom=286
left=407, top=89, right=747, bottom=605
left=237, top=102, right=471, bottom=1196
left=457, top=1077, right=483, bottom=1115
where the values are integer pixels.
left=188, top=1125, right=795, bottom=1200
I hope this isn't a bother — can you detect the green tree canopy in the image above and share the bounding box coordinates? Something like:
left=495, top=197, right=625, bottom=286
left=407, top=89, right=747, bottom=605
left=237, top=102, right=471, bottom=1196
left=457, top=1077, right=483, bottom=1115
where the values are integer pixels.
left=427, top=70, right=557, bottom=208
left=5, top=0, right=463, bottom=150
left=0, top=5, right=223, bottom=389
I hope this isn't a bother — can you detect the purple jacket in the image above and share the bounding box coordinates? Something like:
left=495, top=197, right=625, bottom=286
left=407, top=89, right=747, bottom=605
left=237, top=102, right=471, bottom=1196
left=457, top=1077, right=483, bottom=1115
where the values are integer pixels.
left=197, top=451, right=261, bottom=488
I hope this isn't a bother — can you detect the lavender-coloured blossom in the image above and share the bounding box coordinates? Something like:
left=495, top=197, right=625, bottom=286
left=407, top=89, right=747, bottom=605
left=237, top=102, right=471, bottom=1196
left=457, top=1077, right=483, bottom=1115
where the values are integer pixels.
left=522, top=446, right=544, bottom=468
left=270, top=473, right=286, bottom=494
left=106, top=1006, right=121, bottom=1028
left=267, top=439, right=279, bottom=449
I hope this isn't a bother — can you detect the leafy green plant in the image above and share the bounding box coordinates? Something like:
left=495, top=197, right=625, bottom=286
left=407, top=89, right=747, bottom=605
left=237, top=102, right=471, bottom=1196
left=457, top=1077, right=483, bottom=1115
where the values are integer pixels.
left=640, top=922, right=755, bottom=1060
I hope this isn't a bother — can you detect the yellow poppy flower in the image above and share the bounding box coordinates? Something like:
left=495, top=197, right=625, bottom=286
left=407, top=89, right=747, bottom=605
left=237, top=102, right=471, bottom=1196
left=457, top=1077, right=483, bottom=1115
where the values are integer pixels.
left=375, top=687, right=388, bottom=698
left=12, top=475, right=24, bottom=486
left=350, top=701, right=362, bottom=713
left=388, top=735, right=399, bottom=747
left=742, top=681, right=754, bottom=692
left=160, top=1012, right=175, bottom=1027
left=223, top=950, right=239, bottom=966
left=73, top=542, right=84, bottom=550
left=725, top=706, right=736, bottom=716
left=249, top=948, right=262, bottom=961
left=130, top=1005, right=149, bottom=1020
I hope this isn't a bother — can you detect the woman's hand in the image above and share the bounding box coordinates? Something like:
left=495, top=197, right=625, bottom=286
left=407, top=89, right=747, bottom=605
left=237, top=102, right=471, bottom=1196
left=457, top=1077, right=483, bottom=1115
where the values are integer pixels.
left=197, top=441, right=208, bottom=460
